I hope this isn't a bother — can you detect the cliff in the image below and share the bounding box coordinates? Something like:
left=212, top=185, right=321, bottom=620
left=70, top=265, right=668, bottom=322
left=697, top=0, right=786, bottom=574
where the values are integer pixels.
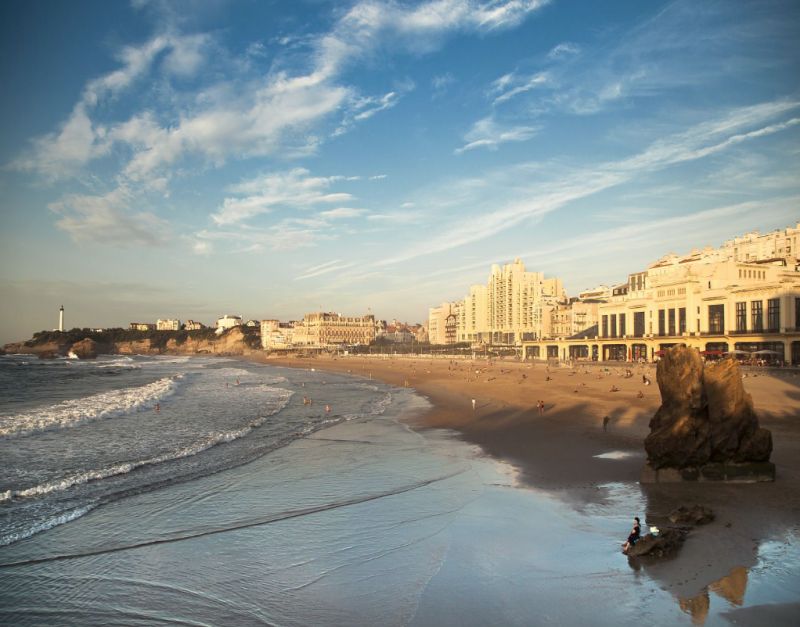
left=3, top=327, right=259, bottom=359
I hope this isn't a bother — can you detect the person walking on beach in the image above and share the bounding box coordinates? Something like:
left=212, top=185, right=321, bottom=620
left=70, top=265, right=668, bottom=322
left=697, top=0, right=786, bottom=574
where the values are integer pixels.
left=603, top=415, right=610, bottom=431
left=537, top=400, right=545, bottom=415
left=472, top=398, right=476, bottom=411
left=622, top=516, right=641, bottom=554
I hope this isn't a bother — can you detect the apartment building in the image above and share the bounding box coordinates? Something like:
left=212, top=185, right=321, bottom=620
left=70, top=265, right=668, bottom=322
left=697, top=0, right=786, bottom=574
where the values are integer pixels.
left=428, top=302, right=461, bottom=345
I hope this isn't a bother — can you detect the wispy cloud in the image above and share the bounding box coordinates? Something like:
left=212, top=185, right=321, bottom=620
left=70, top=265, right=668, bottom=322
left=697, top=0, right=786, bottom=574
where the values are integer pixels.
left=547, top=42, right=580, bottom=59
left=318, top=207, right=367, bottom=219
left=295, top=259, right=356, bottom=280
left=490, top=71, right=549, bottom=105
left=454, top=115, right=539, bottom=154
left=48, top=186, right=168, bottom=246
left=212, top=168, right=356, bottom=225
left=386, top=100, right=800, bottom=264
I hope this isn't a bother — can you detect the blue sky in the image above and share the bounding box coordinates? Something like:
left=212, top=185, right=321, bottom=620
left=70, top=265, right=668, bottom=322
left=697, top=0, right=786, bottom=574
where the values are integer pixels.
left=1, top=0, right=799, bottom=342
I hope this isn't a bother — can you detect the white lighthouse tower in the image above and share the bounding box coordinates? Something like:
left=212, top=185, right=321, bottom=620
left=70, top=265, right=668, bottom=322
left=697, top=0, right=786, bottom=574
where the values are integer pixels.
left=59, top=305, right=64, bottom=332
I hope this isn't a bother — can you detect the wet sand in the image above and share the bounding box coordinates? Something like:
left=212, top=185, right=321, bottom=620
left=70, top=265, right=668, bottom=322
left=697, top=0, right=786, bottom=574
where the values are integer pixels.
left=258, top=353, right=800, bottom=621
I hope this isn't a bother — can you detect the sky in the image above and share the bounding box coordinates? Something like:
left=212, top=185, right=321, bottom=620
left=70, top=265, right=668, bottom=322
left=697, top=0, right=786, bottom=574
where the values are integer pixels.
left=1, top=0, right=799, bottom=343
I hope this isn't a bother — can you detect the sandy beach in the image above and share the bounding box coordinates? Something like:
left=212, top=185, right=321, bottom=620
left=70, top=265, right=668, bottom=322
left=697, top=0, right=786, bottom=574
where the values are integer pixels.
left=261, top=353, right=800, bottom=623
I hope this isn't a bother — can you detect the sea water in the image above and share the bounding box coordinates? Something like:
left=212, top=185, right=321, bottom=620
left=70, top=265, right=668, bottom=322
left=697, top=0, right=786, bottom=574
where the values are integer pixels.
left=1, top=354, right=797, bottom=625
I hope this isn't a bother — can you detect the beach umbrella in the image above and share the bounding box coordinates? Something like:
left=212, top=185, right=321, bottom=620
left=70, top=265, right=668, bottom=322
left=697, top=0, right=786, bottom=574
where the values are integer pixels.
left=751, top=349, right=782, bottom=355
left=724, top=349, right=750, bottom=355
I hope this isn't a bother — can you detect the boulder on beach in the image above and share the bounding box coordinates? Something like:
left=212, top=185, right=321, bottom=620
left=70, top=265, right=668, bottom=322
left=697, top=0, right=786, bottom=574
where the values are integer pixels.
left=37, top=350, right=60, bottom=360
left=69, top=338, right=100, bottom=359
left=643, top=347, right=773, bottom=481
left=627, top=527, right=688, bottom=558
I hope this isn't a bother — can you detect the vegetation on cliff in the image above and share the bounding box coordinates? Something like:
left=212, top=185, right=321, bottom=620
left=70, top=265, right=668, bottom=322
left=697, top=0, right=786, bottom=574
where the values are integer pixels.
left=29, top=327, right=220, bottom=348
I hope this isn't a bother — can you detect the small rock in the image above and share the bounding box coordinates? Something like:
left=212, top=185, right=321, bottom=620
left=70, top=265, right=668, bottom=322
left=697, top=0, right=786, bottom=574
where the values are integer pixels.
left=668, top=505, right=715, bottom=525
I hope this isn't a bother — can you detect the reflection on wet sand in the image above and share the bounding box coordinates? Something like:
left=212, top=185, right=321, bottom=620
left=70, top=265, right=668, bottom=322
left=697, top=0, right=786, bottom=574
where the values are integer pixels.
left=679, top=566, right=749, bottom=624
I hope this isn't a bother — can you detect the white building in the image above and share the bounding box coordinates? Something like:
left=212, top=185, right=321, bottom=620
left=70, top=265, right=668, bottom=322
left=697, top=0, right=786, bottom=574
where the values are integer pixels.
left=216, top=314, right=243, bottom=330
left=156, top=318, right=181, bottom=331
left=260, top=320, right=295, bottom=350
left=428, top=302, right=461, bottom=345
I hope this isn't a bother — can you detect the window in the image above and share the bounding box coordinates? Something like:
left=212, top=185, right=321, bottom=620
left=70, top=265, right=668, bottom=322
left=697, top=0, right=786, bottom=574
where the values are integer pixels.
left=658, top=309, right=665, bottom=336
left=736, top=302, right=747, bottom=332
left=767, top=298, right=780, bottom=331
left=679, top=308, right=687, bottom=334
left=751, top=301, right=763, bottom=332
left=708, top=304, right=725, bottom=334
left=610, top=314, right=617, bottom=338
left=633, top=311, right=645, bottom=337
left=796, top=298, right=800, bottom=329
left=668, top=309, right=676, bottom=336
left=619, top=313, right=626, bottom=337
left=602, top=315, right=608, bottom=338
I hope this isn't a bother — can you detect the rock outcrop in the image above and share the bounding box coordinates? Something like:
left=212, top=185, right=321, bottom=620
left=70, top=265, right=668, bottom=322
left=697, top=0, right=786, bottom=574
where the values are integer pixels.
left=668, top=505, right=715, bottom=526
left=69, top=338, right=101, bottom=359
left=642, top=346, right=774, bottom=482
left=627, top=527, right=688, bottom=558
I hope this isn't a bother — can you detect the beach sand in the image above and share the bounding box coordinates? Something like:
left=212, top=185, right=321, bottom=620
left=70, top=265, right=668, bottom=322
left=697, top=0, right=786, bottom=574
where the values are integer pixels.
left=259, top=353, right=800, bottom=621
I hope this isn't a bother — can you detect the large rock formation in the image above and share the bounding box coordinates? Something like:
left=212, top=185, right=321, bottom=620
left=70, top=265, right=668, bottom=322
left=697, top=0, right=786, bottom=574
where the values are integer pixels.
left=642, top=346, right=774, bottom=482
left=69, top=338, right=100, bottom=359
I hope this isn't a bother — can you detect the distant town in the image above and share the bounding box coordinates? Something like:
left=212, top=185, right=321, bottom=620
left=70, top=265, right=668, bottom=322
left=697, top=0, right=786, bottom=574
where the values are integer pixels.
left=52, top=222, right=800, bottom=365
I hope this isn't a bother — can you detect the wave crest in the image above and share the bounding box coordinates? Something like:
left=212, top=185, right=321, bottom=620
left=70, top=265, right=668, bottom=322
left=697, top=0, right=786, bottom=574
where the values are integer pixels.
left=0, top=375, right=184, bottom=439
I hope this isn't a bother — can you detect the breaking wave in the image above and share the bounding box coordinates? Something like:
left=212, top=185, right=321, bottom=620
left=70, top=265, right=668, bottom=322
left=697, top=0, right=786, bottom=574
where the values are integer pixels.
left=0, top=375, right=184, bottom=439
left=0, top=505, right=96, bottom=548
left=2, top=388, right=293, bottom=503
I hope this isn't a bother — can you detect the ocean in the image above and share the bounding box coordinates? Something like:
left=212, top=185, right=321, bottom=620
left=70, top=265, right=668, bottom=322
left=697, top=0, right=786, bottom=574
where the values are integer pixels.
left=1, top=354, right=797, bottom=626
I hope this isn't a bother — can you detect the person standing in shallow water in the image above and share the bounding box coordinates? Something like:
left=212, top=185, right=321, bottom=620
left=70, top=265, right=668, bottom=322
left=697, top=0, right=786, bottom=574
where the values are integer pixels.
left=622, top=516, right=641, bottom=553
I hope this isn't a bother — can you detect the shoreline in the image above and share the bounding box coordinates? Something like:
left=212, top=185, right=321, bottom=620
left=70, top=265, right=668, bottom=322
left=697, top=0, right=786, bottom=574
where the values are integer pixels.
left=253, top=352, right=800, bottom=611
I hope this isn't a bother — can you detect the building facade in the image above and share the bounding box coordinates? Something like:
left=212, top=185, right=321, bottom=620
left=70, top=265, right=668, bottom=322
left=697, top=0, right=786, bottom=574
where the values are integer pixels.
left=184, top=320, right=205, bottom=330
left=216, top=314, right=243, bottom=330
left=292, top=312, right=376, bottom=347
left=428, top=302, right=461, bottom=345
left=129, top=322, right=156, bottom=331
left=520, top=223, right=800, bottom=364
left=156, top=318, right=181, bottom=331
left=260, top=319, right=295, bottom=350
left=435, top=258, right=566, bottom=346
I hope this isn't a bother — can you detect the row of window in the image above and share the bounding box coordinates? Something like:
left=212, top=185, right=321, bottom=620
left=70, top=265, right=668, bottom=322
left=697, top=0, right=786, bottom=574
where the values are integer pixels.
left=602, top=298, right=797, bottom=337
left=739, top=268, right=766, bottom=280
left=734, top=299, right=781, bottom=332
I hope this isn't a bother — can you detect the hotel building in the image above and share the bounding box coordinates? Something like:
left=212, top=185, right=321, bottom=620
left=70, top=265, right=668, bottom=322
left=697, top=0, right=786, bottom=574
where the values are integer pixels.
left=291, top=312, right=376, bottom=348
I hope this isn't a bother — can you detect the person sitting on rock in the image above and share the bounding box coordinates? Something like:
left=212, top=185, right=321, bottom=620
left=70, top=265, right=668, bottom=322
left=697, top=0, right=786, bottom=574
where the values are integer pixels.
left=622, top=516, right=641, bottom=554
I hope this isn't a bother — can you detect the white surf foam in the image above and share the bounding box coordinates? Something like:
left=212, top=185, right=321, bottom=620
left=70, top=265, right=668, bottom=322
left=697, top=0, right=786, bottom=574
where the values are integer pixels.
left=0, top=375, right=184, bottom=439
left=4, top=388, right=294, bottom=502
left=0, top=504, right=96, bottom=547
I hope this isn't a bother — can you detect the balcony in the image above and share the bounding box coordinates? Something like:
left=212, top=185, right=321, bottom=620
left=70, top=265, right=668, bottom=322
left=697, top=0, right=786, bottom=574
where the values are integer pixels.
left=730, top=328, right=782, bottom=335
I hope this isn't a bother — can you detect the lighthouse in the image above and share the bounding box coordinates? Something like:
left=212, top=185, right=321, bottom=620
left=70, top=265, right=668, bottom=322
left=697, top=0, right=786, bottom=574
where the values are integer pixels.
left=59, top=305, right=64, bottom=332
